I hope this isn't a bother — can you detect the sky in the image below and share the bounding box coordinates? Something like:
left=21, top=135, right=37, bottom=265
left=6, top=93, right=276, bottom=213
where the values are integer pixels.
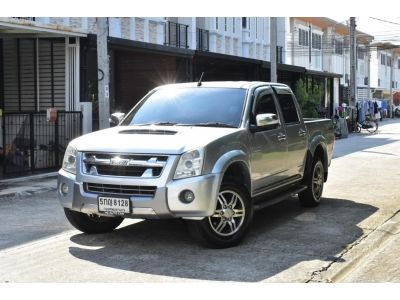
left=331, top=17, right=400, bottom=45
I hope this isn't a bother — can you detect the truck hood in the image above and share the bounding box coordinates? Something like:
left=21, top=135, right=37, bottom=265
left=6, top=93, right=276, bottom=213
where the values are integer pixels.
left=70, top=125, right=239, bottom=155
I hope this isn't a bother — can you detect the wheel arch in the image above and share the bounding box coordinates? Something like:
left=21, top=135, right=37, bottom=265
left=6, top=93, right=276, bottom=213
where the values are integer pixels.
left=304, top=139, right=329, bottom=182
left=211, top=150, right=252, bottom=196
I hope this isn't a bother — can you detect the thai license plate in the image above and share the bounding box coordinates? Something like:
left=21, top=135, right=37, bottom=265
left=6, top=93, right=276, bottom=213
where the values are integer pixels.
left=98, top=196, right=130, bottom=215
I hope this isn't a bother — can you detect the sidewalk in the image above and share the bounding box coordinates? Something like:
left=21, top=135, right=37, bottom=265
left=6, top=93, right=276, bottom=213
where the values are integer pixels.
left=0, top=172, right=57, bottom=200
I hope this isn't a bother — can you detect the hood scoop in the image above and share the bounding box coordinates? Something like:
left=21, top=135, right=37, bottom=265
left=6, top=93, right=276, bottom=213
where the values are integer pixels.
left=119, top=129, right=177, bottom=135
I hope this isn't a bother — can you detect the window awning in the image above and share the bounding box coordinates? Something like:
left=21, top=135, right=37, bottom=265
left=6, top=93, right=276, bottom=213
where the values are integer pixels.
left=0, top=18, right=87, bottom=38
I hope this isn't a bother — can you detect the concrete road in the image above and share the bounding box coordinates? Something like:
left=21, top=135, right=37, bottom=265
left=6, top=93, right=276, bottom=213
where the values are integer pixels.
left=1, top=119, right=400, bottom=282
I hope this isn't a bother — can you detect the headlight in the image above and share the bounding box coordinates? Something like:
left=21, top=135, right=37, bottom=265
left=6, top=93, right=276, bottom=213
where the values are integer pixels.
left=62, top=144, right=78, bottom=174
left=174, top=148, right=204, bottom=179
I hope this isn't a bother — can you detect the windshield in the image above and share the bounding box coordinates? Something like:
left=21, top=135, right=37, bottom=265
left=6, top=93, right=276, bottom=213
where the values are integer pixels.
left=121, top=87, right=247, bottom=128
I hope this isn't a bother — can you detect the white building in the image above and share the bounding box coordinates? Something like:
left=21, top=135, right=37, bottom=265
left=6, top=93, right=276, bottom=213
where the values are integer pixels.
left=286, top=17, right=373, bottom=106
left=370, top=43, right=400, bottom=101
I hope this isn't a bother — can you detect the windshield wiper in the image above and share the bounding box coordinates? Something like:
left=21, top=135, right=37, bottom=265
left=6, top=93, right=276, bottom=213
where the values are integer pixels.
left=192, top=122, right=237, bottom=128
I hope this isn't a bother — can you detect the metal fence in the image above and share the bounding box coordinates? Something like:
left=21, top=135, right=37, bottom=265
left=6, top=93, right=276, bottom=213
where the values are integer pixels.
left=164, top=21, right=189, bottom=48
left=1, top=111, right=82, bottom=177
left=196, top=28, right=209, bottom=51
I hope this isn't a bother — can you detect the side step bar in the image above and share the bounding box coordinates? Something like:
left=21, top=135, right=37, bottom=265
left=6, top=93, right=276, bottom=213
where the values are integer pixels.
left=253, top=185, right=308, bottom=211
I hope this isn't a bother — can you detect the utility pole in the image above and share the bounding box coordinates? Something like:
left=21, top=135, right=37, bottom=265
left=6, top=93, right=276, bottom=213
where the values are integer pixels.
left=96, top=17, right=110, bottom=129
left=350, top=17, right=357, bottom=107
left=270, top=17, right=277, bottom=82
left=389, top=49, right=395, bottom=118
left=367, top=47, right=371, bottom=100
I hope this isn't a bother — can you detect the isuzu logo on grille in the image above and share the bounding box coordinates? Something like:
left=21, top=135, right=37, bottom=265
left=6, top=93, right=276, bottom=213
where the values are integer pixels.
left=110, top=157, right=130, bottom=166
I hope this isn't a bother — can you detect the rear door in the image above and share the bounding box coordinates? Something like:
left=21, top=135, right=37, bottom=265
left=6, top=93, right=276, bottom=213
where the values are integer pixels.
left=273, top=86, right=308, bottom=180
left=249, top=87, right=288, bottom=194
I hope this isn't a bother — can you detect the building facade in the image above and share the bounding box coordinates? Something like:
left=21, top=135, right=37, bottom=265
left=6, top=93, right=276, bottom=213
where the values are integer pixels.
left=0, top=17, right=344, bottom=177
left=370, top=44, right=400, bottom=103
left=286, top=17, right=374, bottom=109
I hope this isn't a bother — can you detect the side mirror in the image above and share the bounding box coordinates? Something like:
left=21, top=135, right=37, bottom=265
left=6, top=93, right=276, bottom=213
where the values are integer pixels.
left=109, top=112, right=126, bottom=127
left=256, top=113, right=279, bottom=127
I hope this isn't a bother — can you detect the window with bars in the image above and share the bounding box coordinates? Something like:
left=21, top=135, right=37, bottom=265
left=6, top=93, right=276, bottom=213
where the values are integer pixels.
left=357, top=47, right=365, bottom=60
left=298, top=29, right=309, bottom=46
left=224, top=17, right=227, bottom=32
left=334, top=39, right=343, bottom=54
left=255, top=17, right=258, bottom=39
left=387, top=56, right=392, bottom=67
left=242, top=17, right=247, bottom=29
left=216, top=17, right=218, bottom=30
left=248, top=18, right=251, bottom=37
left=277, top=46, right=283, bottom=64
left=312, top=33, right=322, bottom=50
left=381, top=53, right=386, bottom=65
left=232, top=18, right=235, bottom=33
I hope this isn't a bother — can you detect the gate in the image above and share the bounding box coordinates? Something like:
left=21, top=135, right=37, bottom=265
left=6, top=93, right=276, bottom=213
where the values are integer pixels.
left=1, top=111, right=82, bottom=177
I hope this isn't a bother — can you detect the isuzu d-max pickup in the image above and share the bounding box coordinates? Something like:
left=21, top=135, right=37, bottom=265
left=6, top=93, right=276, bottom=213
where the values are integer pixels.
left=58, top=81, right=334, bottom=248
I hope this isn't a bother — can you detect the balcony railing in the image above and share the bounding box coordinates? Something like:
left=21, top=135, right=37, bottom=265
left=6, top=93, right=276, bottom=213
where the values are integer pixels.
left=196, top=28, right=209, bottom=51
left=164, top=21, right=188, bottom=49
left=12, top=17, right=36, bottom=21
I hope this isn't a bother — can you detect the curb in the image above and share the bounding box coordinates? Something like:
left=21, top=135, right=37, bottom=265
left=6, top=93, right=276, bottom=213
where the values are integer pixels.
left=316, top=210, right=400, bottom=282
left=0, top=186, right=57, bottom=200
left=0, top=172, right=58, bottom=200
left=0, top=172, right=58, bottom=184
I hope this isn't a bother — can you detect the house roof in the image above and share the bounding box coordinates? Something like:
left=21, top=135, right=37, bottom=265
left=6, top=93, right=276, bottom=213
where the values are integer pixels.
left=291, top=17, right=374, bottom=44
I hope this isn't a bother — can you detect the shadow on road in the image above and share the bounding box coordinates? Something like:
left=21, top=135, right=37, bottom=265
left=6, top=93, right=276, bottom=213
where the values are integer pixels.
left=69, top=197, right=377, bottom=282
left=0, top=191, right=72, bottom=251
left=333, top=134, right=397, bottom=159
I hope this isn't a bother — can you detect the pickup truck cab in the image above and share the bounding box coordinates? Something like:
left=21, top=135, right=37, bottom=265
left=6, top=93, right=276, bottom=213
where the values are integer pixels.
left=58, top=81, right=334, bottom=248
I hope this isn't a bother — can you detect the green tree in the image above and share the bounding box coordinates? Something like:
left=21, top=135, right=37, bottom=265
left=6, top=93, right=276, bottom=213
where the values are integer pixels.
left=294, top=78, right=323, bottom=118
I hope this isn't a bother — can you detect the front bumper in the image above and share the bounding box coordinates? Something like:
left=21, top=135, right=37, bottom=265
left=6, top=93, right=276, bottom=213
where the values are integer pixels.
left=57, top=169, right=221, bottom=219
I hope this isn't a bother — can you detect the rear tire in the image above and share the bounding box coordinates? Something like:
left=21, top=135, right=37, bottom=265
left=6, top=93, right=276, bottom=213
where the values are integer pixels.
left=187, top=182, right=253, bottom=248
left=64, top=208, right=124, bottom=234
left=299, top=159, right=324, bottom=207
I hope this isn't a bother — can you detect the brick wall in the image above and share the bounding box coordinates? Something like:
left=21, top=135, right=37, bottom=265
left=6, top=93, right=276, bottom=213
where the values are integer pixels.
left=121, top=18, right=131, bottom=40
left=50, top=17, right=64, bottom=26
left=88, top=17, right=97, bottom=34
left=70, top=18, right=82, bottom=29
left=233, top=38, right=239, bottom=56
left=149, top=21, right=157, bottom=44
left=135, top=18, right=145, bottom=41
left=225, top=37, right=231, bottom=55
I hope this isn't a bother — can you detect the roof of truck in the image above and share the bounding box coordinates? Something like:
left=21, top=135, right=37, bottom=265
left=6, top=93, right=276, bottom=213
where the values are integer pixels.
left=158, top=81, right=289, bottom=90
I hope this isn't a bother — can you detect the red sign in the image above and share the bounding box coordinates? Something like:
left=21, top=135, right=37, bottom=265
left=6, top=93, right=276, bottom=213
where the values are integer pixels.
left=47, top=108, right=57, bottom=122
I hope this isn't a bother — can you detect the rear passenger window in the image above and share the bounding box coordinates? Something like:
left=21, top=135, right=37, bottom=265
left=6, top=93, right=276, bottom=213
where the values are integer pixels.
left=275, top=89, right=300, bottom=124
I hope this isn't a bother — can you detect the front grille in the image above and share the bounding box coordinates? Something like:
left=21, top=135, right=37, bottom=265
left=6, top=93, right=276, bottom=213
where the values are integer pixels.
left=82, top=153, right=168, bottom=178
left=95, top=165, right=163, bottom=177
left=85, top=183, right=157, bottom=197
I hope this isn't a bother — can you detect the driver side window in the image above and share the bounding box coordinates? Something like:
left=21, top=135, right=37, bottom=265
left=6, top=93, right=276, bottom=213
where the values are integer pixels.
left=255, top=93, right=278, bottom=115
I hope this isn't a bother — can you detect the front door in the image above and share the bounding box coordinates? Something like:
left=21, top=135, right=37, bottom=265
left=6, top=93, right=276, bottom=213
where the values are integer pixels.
left=249, top=87, right=288, bottom=194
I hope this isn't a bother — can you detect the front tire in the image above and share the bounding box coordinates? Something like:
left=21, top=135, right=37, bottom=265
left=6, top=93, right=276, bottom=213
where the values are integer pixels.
left=299, top=159, right=324, bottom=207
left=64, top=208, right=124, bottom=234
left=187, top=183, right=253, bottom=248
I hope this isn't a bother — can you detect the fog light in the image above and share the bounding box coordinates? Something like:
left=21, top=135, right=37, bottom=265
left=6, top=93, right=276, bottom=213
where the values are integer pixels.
left=60, top=183, right=69, bottom=195
left=179, top=190, right=195, bottom=204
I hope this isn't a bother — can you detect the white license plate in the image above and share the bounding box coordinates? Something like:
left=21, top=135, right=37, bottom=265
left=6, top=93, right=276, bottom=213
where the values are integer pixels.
left=98, top=196, right=130, bottom=215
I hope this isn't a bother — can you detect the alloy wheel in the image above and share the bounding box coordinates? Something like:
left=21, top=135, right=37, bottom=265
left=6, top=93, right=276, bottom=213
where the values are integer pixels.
left=208, top=190, right=246, bottom=237
left=312, top=162, right=324, bottom=200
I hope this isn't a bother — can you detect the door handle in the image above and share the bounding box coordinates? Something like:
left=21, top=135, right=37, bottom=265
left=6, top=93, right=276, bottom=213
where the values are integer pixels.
left=298, top=129, right=307, bottom=137
left=277, top=133, right=286, bottom=142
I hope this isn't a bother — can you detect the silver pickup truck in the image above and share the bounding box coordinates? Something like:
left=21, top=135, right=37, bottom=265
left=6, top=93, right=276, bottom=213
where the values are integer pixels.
left=58, top=81, right=334, bottom=248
